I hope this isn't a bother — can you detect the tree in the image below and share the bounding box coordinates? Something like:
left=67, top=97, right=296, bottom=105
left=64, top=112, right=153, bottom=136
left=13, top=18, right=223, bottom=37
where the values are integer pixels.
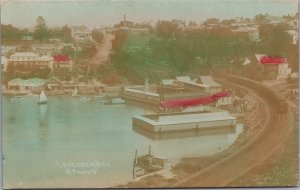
left=203, top=18, right=220, bottom=25
left=259, top=24, right=291, bottom=56
left=92, top=30, right=104, bottom=43
left=1, top=24, right=28, bottom=42
left=254, top=14, right=268, bottom=25
left=61, top=46, right=75, bottom=58
left=33, top=16, right=50, bottom=41
left=62, top=25, right=72, bottom=43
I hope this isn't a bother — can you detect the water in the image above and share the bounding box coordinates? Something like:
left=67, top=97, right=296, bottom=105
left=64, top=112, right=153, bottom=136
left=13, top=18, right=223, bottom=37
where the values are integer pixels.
left=3, top=96, right=243, bottom=188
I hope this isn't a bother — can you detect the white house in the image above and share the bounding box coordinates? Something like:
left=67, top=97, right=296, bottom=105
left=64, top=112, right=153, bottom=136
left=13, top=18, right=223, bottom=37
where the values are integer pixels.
left=286, top=30, right=298, bottom=45
left=71, top=25, right=92, bottom=42
left=231, top=27, right=260, bottom=42
left=1, top=56, right=8, bottom=72
left=277, top=62, right=292, bottom=79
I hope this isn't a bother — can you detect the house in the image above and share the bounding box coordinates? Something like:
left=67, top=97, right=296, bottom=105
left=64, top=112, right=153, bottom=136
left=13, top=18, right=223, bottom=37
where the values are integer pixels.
left=8, top=52, right=53, bottom=73
left=195, top=76, right=233, bottom=107
left=46, top=76, right=64, bottom=90
left=19, top=78, right=47, bottom=92
left=8, top=78, right=24, bottom=90
left=35, top=55, right=54, bottom=70
left=175, top=75, right=233, bottom=107
left=8, top=52, right=39, bottom=73
left=32, top=43, right=63, bottom=56
left=255, top=54, right=292, bottom=80
left=286, top=29, right=298, bottom=45
left=277, top=62, right=292, bottom=79
left=1, top=56, right=8, bottom=72
left=231, top=27, right=260, bottom=42
left=51, top=55, right=73, bottom=73
left=266, top=15, right=284, bottom=25
left=70, top=25, right=92, bottom=42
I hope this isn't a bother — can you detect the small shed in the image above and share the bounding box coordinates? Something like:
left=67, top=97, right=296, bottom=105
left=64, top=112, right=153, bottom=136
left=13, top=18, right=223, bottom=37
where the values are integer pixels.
left=8, top=78, right=24, bottom=90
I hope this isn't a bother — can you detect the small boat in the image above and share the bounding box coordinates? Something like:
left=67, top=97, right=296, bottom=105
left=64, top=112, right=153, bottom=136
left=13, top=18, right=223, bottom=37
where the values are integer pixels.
left=72, top=87, right=80, bottom=97
left=97, top=100, right=109, bottom=103
left=38, top=91, right=48, bottom=104
left=79, top=96, right=91, bottom=101
left=105, top=98, right=126, bottom=105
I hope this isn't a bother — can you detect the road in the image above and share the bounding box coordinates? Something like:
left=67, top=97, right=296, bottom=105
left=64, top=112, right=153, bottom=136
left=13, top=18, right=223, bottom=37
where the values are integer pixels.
left=91, top=32, right=114, bottom=65
left=173, top=79, right=294, bottom=187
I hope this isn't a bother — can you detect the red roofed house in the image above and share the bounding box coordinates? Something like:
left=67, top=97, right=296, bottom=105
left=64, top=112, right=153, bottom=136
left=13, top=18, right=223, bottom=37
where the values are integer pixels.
left=255, top=54, right=291, bottom=80
left=50, top=55, right=74, bottom=73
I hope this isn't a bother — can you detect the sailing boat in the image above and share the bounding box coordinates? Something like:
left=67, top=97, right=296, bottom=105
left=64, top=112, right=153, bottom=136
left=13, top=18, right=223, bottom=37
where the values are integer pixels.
left=38, top=91, right=48, bottom=104
left=72, top=86, right=80, bottom=97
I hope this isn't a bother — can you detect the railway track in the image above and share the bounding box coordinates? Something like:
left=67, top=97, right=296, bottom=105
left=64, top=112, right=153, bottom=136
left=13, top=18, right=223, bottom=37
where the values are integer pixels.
left=172, top=79, right=294, bottom=187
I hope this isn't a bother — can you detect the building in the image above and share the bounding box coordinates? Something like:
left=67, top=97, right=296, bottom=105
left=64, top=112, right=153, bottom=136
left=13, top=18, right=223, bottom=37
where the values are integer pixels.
left=231, top=27, right=260, bottom=42
left=8, top=52, right=39, bottom=73
left=7, top=78, right=24, bottom=90
left=1, top=56, right=8, bottom=72
left=133, top=106, right=236, bottom=133
left=35, top=55, right=54, bottom=70
left=255, top=54, right=292, bottom=80
left=50, top=55, right=73, bottom=73
left=32, top=43, right=63, bottom=56
left=174, top=76, right=234, bottom=107
left=277, top=62, right=292, bottom=79
left=8, top=52, right=54, bottom=73
left=19, top=78, right=47, bottom=92
left=70, top=25, right=92, bottom=42
left=286, top=29, right=298, bottom=45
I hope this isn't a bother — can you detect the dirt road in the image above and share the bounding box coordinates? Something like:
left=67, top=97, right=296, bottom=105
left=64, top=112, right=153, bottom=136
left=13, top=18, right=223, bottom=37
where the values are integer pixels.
left=92, top=32, right=114, bottom=65
left=173, top=80, right=294, bottom=187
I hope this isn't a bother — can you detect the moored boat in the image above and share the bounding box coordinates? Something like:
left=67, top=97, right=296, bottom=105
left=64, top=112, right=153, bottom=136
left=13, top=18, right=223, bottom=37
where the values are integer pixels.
left=38, top=91, right=48, bottom=104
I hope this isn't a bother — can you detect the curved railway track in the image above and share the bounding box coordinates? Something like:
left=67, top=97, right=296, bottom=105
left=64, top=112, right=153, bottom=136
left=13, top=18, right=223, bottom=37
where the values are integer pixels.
left=173, top=79, right=294, bottom=187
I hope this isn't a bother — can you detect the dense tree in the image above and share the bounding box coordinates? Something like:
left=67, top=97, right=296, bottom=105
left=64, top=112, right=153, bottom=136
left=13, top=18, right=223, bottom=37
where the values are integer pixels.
left=112, top=29, right=128, bottom=51
left=1, top=24, right=29, bottom=42
left=61, top=46, right=76, bottom=58
left=259, top=24, right=291, bottom=56
left=254, top=13, right=268, bottom=25
left=33, top=16, right=50, bottom=41
left=92, top=30, right=104, bottom=43
left=203, top=18, right=220, bottom=25
left=156, top=20, right=180, bottom=37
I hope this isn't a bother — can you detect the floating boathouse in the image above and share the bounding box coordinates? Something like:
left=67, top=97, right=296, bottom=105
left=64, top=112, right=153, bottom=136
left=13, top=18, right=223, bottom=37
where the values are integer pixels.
left=132, top=107, right=236, bottom=133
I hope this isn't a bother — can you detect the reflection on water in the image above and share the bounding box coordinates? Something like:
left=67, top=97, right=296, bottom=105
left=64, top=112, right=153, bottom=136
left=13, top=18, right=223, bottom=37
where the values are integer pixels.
left=3, top=96, right=243, bottom=188
left=38, top=104, right=49, bottom=149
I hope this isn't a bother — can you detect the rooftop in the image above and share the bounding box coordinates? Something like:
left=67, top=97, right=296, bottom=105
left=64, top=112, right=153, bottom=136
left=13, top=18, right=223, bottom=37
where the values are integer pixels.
left=10, top=52, right=39, bottom=57
left=53, top=55, right=71, bottom=62
left=197, top=76, right=221, bottom=87
left=21, top=78, right=47, bottom=86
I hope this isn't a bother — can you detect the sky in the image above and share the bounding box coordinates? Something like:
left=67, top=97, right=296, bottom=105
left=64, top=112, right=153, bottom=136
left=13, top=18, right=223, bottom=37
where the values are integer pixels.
left=1, top=0, right=298, bottom=28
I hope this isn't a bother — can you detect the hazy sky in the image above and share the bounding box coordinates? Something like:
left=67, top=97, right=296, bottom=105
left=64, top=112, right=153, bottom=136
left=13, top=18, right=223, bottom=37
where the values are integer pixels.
left=1, top=0, right=298, bottom=28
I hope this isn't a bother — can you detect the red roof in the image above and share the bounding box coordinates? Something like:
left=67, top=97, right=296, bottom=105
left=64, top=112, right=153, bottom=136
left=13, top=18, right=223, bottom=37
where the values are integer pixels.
left=260, top=56, right=286, bottom=65
left=53, top=55, right=71, bottom=62
left=160, top=91, right=230, bottom=108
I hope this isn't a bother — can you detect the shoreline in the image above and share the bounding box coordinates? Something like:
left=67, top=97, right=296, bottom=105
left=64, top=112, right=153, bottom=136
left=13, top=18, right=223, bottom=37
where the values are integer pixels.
left=116, top=80, right=265, bottom=188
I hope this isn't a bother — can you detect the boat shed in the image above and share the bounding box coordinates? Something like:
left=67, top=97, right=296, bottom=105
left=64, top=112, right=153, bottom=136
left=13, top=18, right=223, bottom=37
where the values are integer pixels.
left=20, top=78, right=47, bottom=92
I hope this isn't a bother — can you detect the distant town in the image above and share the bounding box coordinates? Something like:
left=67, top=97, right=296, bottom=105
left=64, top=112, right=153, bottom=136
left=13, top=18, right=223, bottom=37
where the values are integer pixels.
left=1, top=13, right=298, bottom=96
